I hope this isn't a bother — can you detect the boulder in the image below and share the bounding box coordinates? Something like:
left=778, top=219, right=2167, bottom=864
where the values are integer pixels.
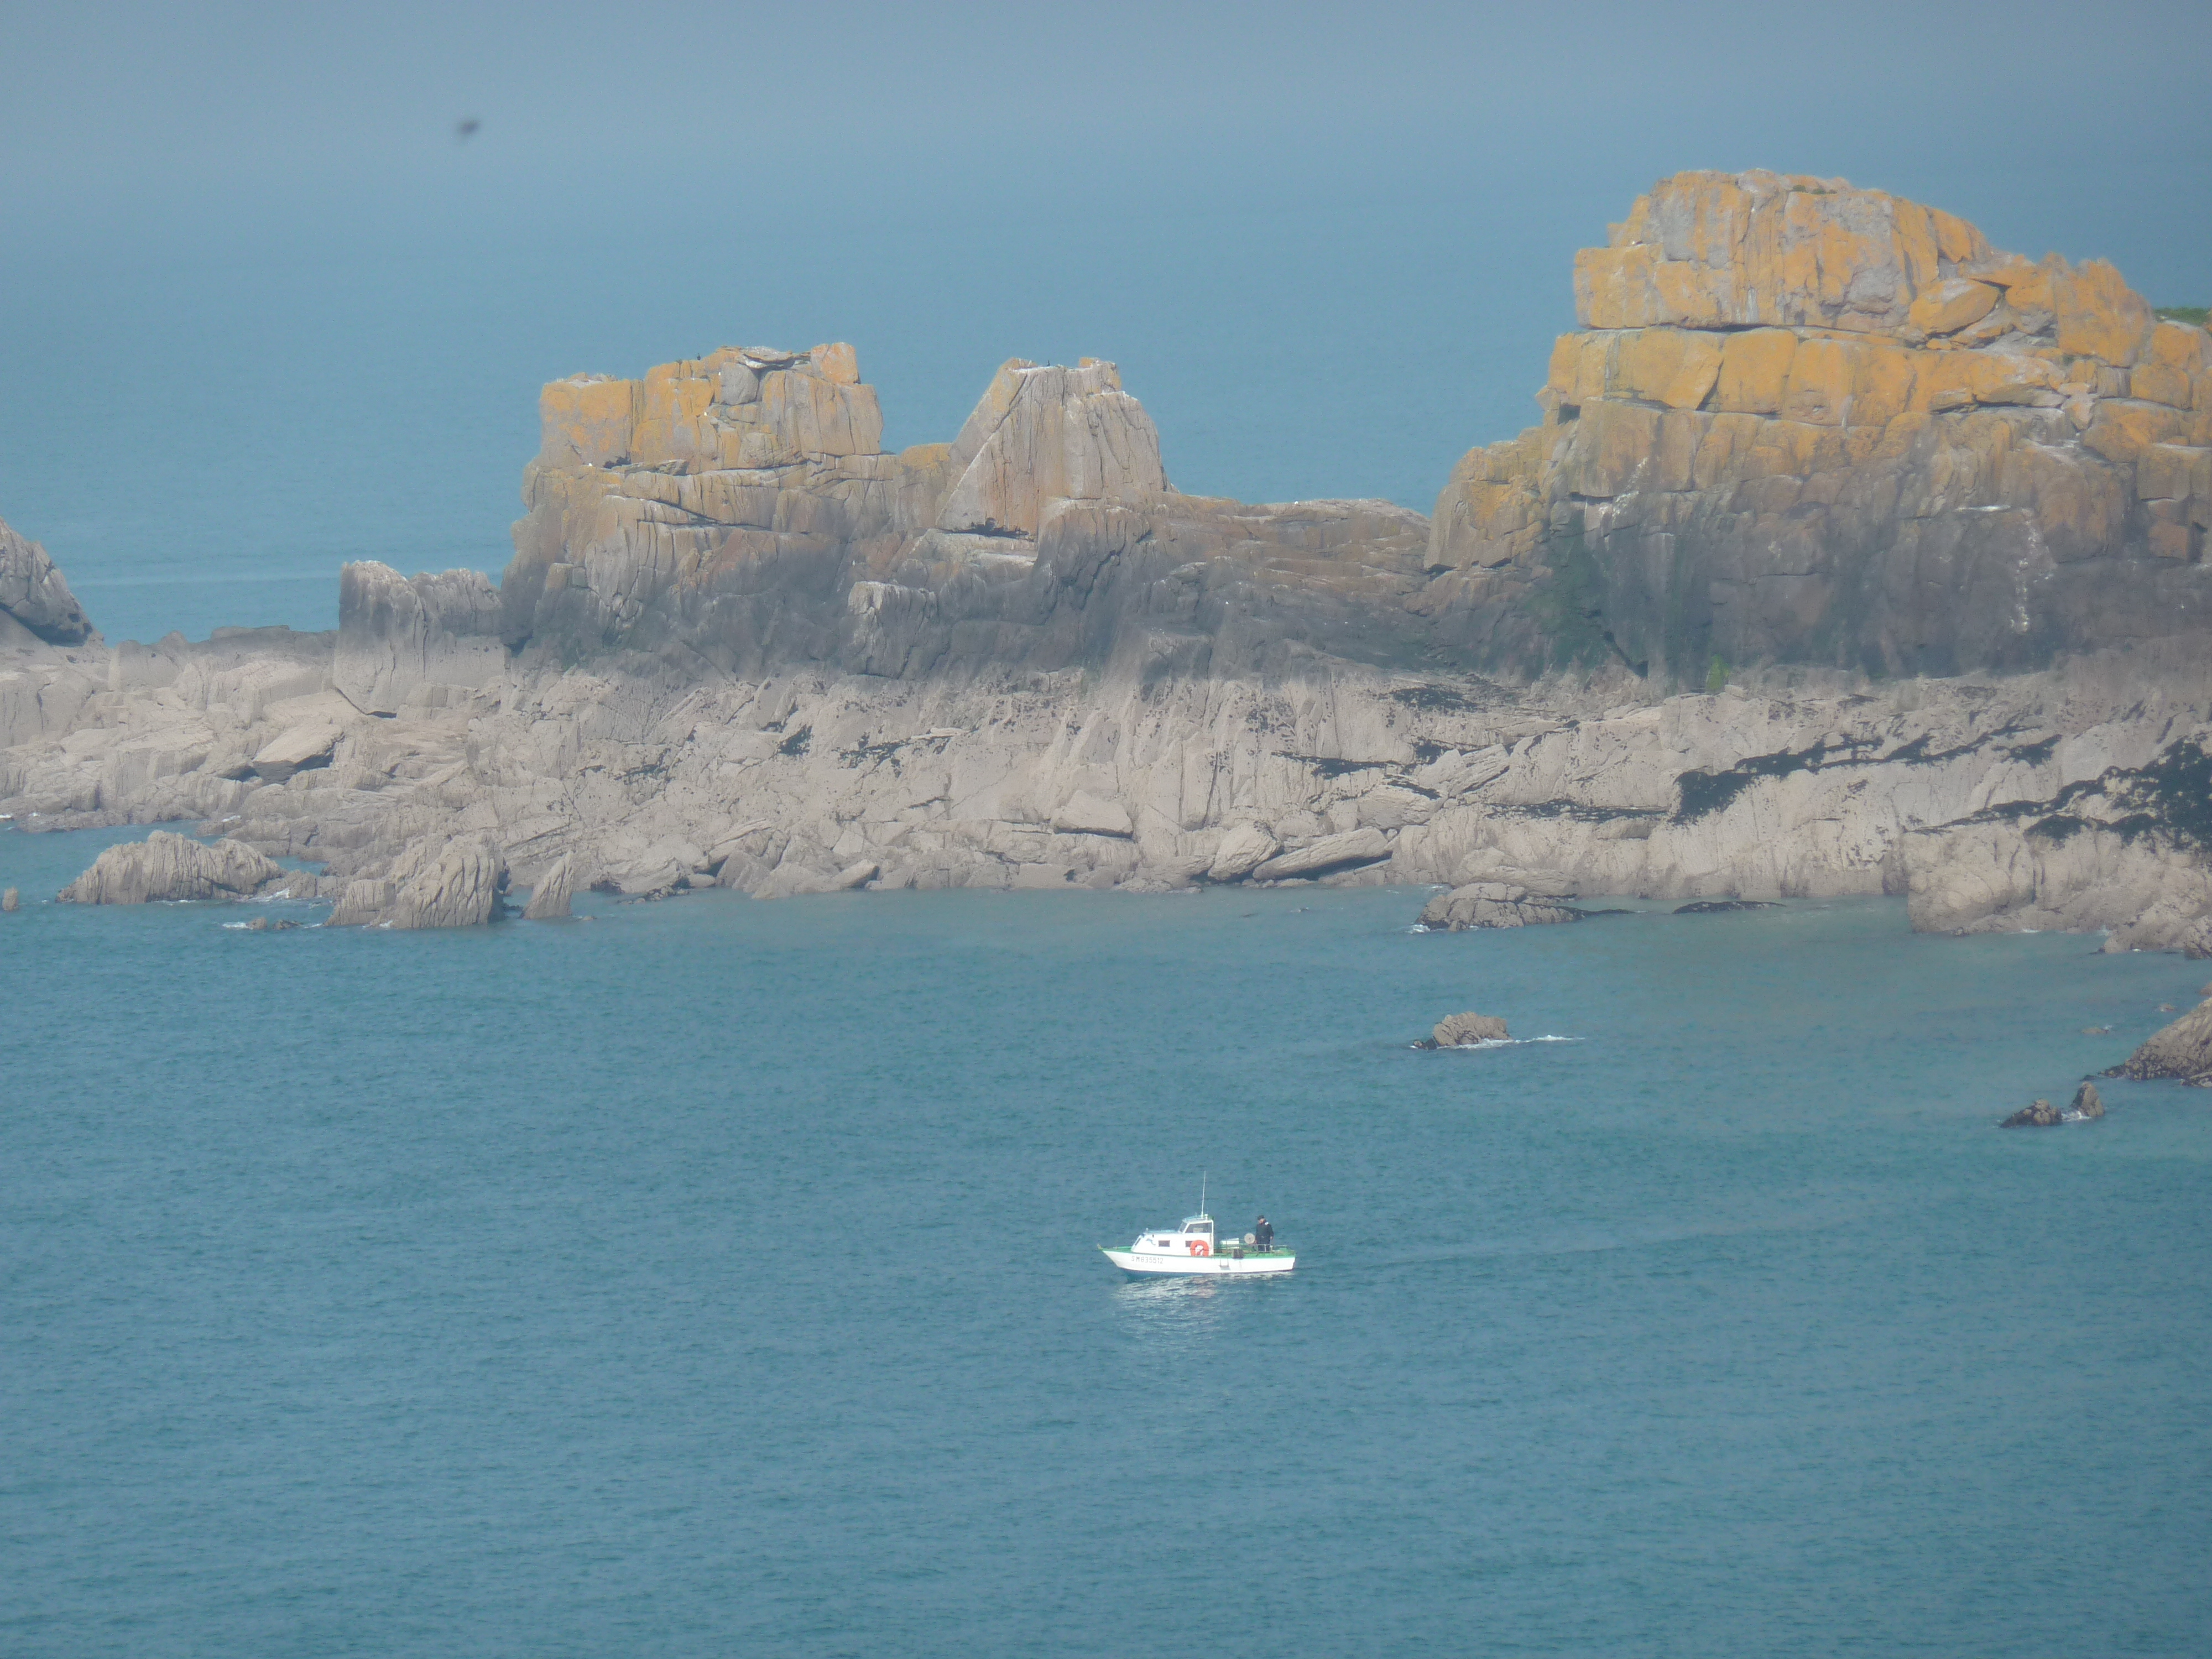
left=834, top=860, right=879, bottom=890
left=1251, top=827, right=1391, bottom=881
left=2069, top=1081, right=2105, bottom=1120
left=1, top=887, right=17, bottom=912
left=1420, top=1011, right=1511, bottom=1048
left=2000, top=1098, right=2062, bottom=1128
left=251, top=720, right=341, bottom=782
left=1206, top=823, right=1279, bottom=881
left=0, top=513, right=95, bottom=645
left=523, top=853, right=575, bottom=920
left=2118, top=1000, right=2212, bottom=1086
left=58, top=831, right=285, bottom=904
left=1418, top=881, right=1584, bottom=931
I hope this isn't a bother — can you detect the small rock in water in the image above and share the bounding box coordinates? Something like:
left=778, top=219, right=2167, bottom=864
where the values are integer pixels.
left=2157, top=1003, right=2177, bottom=1013
left=1418, top=1011, right=1510, bottom=1048
left=1673, top=899, right=1780, bottom=914
left=0, top=887, right=18, bottom=912
left=2081, top=1025, right=2111, bottom=1035
left=2069, top=1081, right=2105, bottom=1120
left=246, top=916, right=269, bottom=932
left=2001, top=1098, right=2062, bottom=1129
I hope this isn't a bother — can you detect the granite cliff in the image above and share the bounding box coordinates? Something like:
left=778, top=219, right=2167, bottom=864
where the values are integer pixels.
left=1425, top=170, right=2210, bottom=679
left=2, top=172, right=2208, bottom=954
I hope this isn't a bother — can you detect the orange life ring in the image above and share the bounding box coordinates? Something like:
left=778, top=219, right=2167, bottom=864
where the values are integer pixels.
left=1187, top=1239, right=1211, bottom=1256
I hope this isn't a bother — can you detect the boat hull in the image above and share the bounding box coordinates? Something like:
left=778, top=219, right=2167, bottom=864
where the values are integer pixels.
left=1102, top=1248, right=1295, bottom=1277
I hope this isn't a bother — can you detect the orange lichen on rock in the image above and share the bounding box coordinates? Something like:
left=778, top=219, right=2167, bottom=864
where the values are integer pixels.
left=1427, top=169, right=2211, bottom=679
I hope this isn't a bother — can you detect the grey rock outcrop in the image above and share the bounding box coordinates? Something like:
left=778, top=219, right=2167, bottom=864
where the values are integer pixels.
left=389, top=838, right=507, bottom=930
left=1251, top=827, right=1392, bottom=881
left=2118, top=999, right=2212, bottom=1085
left=1422, top=1011, right=1511, bottom=1047
left=58, top=831, right=285, bottom=904
left=250, top=717, right=342, bottom=782
left=327, top=837, right=506, bottom=929
left=2070, top=1080, right=2105, bottom=1119
left=1206, top=823, right=1278, bottom=881
left=0, top=514, right=94, bottom=646
left=2001, top=1098, right=2062, bottom=1128
left=334, top=562, right=504, bottom=714
left=1, top=887, right=18, bottom=912
left=1419, top=881, right=1584, bottom=931
left=522, top=852, right=574, bottom=919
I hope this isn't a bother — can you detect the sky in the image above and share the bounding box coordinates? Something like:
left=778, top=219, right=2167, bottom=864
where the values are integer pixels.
left=3, top=0, right=2209, bottom=640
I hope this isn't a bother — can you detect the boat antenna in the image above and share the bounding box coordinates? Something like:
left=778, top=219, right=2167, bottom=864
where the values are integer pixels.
left=1200, top=1170, right=1207, bottom=1219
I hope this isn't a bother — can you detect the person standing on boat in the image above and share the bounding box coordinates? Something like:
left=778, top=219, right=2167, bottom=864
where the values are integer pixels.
left=1254, top=1215, right=1274, bottom=1251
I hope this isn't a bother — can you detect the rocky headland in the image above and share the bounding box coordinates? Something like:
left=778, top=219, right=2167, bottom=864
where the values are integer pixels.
left=2, top=170, right=2208, bottom=953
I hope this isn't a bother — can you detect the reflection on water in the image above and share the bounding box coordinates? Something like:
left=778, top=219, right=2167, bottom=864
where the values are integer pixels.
left=1108, top=1273, right=1295, bottom=1352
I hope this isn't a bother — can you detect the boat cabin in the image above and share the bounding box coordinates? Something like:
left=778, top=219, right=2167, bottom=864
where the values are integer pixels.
left=1131, top=1213, right=1216, bottom=1258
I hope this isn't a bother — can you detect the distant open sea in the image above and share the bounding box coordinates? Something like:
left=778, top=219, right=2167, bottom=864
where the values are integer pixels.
left=4, top=822, right=2208, bottom=1657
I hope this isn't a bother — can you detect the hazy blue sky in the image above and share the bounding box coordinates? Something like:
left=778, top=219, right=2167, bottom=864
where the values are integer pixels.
left=4, top=1, right=2209, bottom=639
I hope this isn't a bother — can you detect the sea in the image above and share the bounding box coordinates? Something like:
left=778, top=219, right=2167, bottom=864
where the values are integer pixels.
left=4, top=824, right=2208, bottom=1658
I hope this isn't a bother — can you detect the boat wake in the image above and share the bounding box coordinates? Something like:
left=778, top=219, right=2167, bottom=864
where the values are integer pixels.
left=1417, top=1035, right=1579, bottom=1050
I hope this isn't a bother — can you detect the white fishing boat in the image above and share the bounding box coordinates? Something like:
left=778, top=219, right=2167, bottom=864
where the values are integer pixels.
left=1100, top=1182, right=1295, bottom=1277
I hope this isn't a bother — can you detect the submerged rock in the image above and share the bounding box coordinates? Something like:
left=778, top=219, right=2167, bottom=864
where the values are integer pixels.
left=2117, top=1000, right=2212, bottom=1086
left=2070, top=1080, right=2105, bottom=1119
left=59, top=831, right=285, bottom=905
left=1418, top=1011, right=1511, bottom=1048
left=2001, top=1098, right=2062, bottom=1128
left=1419, top=881, right=1583, bottom=931
left=1674, top=899, right=1780, bottom=914
left=522, top=853, right=575, bottom=920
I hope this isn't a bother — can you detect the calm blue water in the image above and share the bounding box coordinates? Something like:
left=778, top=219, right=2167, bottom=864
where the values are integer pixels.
left=4, top=825, right=2209, bottom=1657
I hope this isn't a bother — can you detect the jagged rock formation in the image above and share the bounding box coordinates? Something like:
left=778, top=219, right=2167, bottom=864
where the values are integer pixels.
left=522, top=851, right=573, bottom=919
left=500, top=342, right=1434, bottom=681
left=328, top=836, right=506, bottom=930
left=2001, top=1098, right=2061, bottom=1128
left=58, top=830, right=284, bottom=904
left=2070, top=1080, right=2105, bottom=1119
left=1425, top=170, right=2211, bottom=679
left=2117, top=1000, right=2212, bottom=1085
left=1, top=514, right=95, bottom=648
left=3, top=171, right=2209, bottom=953
left=1421, top=1012, right=1510, bottom=1047
left=1417, top=881, right=1585, bottom=931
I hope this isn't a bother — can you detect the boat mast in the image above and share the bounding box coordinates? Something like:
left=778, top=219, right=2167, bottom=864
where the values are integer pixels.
left=1199, top=1170, right=1207, bottom=1220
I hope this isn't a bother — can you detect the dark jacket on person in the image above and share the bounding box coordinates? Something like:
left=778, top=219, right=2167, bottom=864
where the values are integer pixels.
left=1254, top=1218, right=1274, bottom=1251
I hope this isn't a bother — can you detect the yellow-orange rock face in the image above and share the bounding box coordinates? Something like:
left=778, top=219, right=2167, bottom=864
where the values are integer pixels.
left=1907, top=278, right=2000, bottom=337
left=1428, top=169, right=2212, bottom=678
